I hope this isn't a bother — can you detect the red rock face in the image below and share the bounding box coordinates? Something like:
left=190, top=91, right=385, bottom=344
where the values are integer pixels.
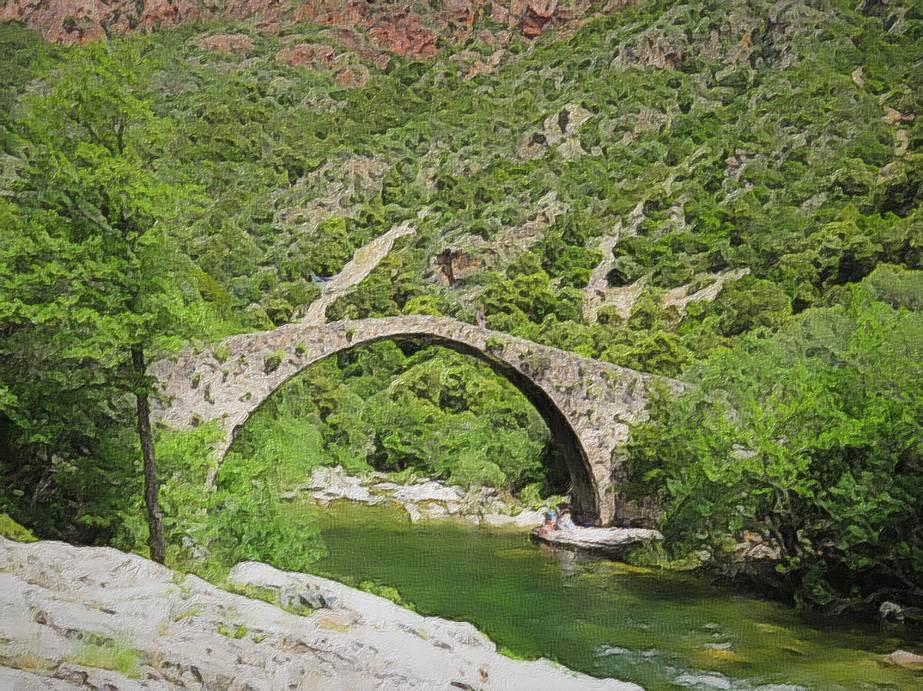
left=1, top=0, right=111, bottom=44
left=138, top=0, right=199, bottom=32
left=492, top=0, right=599, bottom=40
left=366, top=9, right=439, bottom=59
left=292, top=0, right=366, bottom=29
left=328, top=28, right=392, bottom=70
left=1, top=0, right=634, bottom=51
left=333, top=63, right=370, bottom=88
left=274, top=40, right=370, bottom=88
left=276, top=42, right=338, bottom=68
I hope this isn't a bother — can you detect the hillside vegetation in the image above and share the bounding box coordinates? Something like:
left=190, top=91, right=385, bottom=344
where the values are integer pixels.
left=0, top=0, right=920, bottom=611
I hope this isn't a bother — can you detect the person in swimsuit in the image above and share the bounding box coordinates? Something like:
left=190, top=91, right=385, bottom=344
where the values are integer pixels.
left=556, top=504, right=576, bottom=530
left=538, top=510, right=557, bottom=538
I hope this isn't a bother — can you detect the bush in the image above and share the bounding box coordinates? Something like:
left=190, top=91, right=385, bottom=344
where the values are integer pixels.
left=448, top=454, right=507, bottom=489
left=626, top=274, right=923, bottom=611
left=709, top=277, right=792, bottom=337
left=263, top=349, right=284, bottom=374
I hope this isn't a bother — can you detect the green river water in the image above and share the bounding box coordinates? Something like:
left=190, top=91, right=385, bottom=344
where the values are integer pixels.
left=309, top=500, right=923, bottom=690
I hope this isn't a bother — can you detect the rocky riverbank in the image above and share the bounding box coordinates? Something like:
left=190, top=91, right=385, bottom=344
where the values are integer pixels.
left=288, top=465, right=549, bottom=528
left=0, top=537, right=638, bottom=690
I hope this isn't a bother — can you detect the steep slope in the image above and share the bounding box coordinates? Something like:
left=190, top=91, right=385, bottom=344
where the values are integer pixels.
left=0, top=0, right=920, bottom=598
left=3, top=2, right=919, bottom=361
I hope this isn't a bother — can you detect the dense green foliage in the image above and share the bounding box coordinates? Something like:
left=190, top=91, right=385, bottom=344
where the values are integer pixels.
left=0, top=41, right=220, bottom=560
left=0, top=0, right=920, bottom=611
left=224, top=341, right=557, bottom=491
left=626, top=267, right=923, bottom=610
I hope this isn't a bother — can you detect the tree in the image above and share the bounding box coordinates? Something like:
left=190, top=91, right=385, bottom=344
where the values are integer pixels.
left=1, top=41, right=199, bottom=562
left=625, top=269, right=923, bottom=610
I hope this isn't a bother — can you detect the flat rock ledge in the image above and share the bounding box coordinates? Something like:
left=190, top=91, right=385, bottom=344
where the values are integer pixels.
left=531, top=527, right=663, bottom=558
left=0, top=537, right=638, bottom=690
left=291, top=465, right=548, bottom=528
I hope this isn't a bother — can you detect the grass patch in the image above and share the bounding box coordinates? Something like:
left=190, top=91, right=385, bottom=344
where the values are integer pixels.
left=71, top=641, right=142, bottom=678
left=171, top=604, right=202, bottom=622
left=213, top=343, right=230, bottom=363
left=0, top=652, right=55, bottom=672
left=498, top=645, right=530, bottom=661
left=216, top=622, right=248, bottom=639
left=0, top=513, right=37, bottom=542
left=358, top=579, right=416, bottom=612
left=223, top=582, right=315, bottom=617
left=263, top=349, right=284, bottom=374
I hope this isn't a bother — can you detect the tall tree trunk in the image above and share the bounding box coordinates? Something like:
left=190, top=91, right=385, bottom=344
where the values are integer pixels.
left=132, top=345, right=165, bottom=564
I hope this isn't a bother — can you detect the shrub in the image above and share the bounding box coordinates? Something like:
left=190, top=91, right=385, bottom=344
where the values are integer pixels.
left=212, top=344, right=230, bottom=364
left=626, top=275, right=923, bottom=611
left=263, top=349, right=284, bottom=374
left=448, top=454, right=507, bottom=489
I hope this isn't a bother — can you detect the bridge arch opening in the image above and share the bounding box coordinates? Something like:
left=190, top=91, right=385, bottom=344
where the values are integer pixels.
left=222, top=336, right=600, bottom=524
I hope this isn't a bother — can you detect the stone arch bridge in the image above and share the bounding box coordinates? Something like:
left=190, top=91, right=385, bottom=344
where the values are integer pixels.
left=150, top=316, right=675, bottom=526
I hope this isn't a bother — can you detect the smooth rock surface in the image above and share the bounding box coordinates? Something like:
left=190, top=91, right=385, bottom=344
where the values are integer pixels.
left=482, top=508, right=548, bottom=528
left=885, top=649, right=923, bottom=671
left=391, top=480, right=463, bottom=504
left=0, top=537, right=639, bottom=690
left=531, top=526, right=663, bottom=556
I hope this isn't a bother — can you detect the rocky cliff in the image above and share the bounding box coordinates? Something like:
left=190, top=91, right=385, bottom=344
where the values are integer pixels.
left=1, top=0, right=638, bottom=49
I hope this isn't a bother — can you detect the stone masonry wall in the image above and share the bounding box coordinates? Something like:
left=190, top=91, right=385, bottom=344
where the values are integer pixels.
left=150, top=316, right=675, bottom=525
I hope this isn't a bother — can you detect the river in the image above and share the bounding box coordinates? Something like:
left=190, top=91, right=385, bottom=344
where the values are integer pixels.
left=307, top=500, right=922, bottom=690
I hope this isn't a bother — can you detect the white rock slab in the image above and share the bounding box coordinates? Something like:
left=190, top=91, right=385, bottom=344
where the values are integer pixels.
left=532, top=527, right=663, bottom=554
left=0, top=538, right=640, bottom=690
left=391, top=480, right=463, bottom=503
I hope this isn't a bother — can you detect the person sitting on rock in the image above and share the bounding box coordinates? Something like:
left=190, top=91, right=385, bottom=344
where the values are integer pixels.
left=555, top=504, right=576, bottom=531
left=539, top=510, right=557, bottom=538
